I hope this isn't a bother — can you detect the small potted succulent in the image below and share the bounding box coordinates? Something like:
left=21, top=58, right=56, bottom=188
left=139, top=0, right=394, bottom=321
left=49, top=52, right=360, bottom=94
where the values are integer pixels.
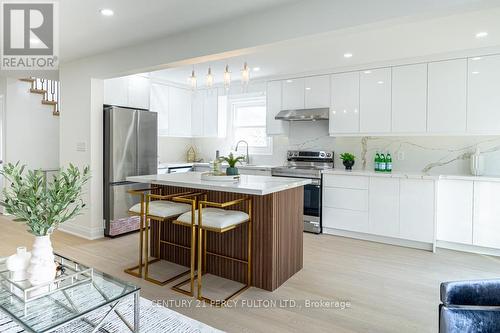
left=219, top=153, right=245, bottom=176
left=340, top=153, right=356, bottom=171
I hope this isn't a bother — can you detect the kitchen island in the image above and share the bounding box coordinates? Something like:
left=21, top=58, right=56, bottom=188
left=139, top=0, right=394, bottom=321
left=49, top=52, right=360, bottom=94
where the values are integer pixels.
left=127, top=172, right=310, bottom=291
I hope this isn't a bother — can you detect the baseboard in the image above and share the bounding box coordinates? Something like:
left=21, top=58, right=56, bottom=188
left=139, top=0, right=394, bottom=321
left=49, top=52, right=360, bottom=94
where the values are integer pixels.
left=323, top=227, right=434, bottom=251
left=58, top=223, right=104, bottom=240
left=436, top=240, right=500, bottom=257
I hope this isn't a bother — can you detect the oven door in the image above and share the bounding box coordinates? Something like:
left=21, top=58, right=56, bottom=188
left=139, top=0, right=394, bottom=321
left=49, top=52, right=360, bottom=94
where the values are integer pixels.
left=304, top=179, right=321, bottom=234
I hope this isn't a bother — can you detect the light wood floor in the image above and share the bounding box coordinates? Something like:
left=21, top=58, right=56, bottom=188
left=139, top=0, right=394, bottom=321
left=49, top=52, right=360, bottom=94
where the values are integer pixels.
left=1, top=217, right=499, bottom=333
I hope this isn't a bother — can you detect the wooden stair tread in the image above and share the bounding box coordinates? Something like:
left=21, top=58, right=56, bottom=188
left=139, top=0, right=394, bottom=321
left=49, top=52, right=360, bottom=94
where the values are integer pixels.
left=30, top=88, right=46, bottom=94
left=42, top=100, right=57, bottom=105
left=19, top=78, right=35, bottom=82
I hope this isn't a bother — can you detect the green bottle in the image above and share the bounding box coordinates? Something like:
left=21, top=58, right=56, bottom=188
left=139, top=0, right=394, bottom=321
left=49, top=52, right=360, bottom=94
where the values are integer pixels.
left=386, top=153, right=392, bottom=172
left=379, top=153, right=386, bottom=172
left=374, top=152, right=380, bottom=171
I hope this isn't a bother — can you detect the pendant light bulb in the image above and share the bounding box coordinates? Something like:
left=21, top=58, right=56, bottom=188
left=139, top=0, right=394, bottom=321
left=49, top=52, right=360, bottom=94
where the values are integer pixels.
left=223, top=64, right=231, bottom=90
left=206, top=66, right=214, bottom=88
left=241, top=62, right=250, bottom=85
left=188, top=69, right=197, bottom=90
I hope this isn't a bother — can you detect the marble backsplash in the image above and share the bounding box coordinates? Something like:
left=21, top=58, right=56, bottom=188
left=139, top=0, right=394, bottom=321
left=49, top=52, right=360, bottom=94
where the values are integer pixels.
left=159, top=121, right=500, bottom=176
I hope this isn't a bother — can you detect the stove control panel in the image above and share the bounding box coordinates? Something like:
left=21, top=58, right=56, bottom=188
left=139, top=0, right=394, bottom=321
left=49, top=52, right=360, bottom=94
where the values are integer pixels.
left=287, top=150, right=333, bottom=160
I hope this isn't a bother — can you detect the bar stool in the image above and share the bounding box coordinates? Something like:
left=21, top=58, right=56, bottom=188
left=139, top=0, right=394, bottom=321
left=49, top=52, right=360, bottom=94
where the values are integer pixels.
left=175, top=197, right=252, bottom=305
left=170, top=192, right=207, bottom=296
left=144, top=191, right=199, bottom=286
left=124, top=186, right=159, bottom=278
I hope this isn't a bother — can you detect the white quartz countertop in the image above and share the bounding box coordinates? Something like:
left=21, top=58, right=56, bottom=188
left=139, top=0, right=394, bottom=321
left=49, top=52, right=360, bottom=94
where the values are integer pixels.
left=193, top=163, right=278, bottom=171
left=158, top=162, right=194, bottom=169
left=322, top=169, right=440, bottom=180
left=158, top=162, right=278, bottom=171
left=127, top=172, right=310, bottom=195
left=322, top=169, right=500, bottom=182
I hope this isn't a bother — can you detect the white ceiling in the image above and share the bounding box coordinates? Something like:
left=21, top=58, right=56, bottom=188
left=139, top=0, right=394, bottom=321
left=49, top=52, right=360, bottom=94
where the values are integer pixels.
left=59, top=0, right=298, bottom=61
left=149, top=6, right=500, bottom=85
left=60, top=0, right=500, bottom=64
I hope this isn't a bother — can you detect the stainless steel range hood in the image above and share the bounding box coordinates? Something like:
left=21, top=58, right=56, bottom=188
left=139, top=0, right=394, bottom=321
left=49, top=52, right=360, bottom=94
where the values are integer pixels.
left=274, top=108, right=329, bottom=121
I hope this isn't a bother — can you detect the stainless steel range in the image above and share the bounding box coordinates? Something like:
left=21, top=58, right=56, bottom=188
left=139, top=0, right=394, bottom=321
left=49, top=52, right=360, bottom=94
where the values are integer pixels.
left=271, top=150, right=334, bottom=234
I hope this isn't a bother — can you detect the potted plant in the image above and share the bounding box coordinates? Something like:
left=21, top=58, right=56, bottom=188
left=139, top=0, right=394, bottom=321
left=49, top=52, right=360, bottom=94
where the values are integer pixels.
left=340, top=153, right=356, bottom=170
left=219, top=153, right=245, bottom=176
left=0, top=163, right=90, bottom=286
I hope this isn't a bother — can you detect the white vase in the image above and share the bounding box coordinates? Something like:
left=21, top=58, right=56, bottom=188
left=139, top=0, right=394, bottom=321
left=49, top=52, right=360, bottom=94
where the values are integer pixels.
left=27, top=235, right=56, bottom=286
left=6, top=247, right=31, bottom=281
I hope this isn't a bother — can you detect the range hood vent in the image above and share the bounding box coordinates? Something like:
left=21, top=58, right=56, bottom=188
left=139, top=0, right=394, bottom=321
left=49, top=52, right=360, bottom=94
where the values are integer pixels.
left=274, top=108, right=329, bottom=121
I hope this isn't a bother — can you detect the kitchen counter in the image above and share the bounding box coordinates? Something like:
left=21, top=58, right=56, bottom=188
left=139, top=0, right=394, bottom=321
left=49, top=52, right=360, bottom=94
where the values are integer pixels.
left=128, top=172, right=310, bottom=195
left=322, top=169, right=500, bottom=182
left=322, top=169, right=439, bottom=180
left=158, top=162, right=193, bottom=169
left=128, top=171, right=306, bottom=291
left=192, top=162, right=279, bottom=171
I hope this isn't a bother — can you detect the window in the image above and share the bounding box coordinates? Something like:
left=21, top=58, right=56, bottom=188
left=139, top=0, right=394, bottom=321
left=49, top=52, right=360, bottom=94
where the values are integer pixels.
left=230, top=96, right=272, bottom=155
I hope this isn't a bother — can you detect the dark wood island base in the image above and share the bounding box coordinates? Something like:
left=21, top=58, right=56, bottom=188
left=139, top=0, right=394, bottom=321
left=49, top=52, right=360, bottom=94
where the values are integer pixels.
left=149, top=185, right=303, bottom=291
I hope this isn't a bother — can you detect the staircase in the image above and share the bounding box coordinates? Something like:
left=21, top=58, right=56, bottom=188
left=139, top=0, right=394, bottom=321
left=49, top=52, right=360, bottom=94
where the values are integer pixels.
left=19, top=77, right=60, bottom=116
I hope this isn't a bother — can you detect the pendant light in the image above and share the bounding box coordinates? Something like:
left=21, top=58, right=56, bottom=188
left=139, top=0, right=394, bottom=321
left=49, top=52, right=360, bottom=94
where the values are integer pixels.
left=241, top=62, right=250, bottom=85
left=223, top=64, right=231, bottom=90
left=206, top=66, right=214, bottom=88
left=188, top=68, right=197, bottom=90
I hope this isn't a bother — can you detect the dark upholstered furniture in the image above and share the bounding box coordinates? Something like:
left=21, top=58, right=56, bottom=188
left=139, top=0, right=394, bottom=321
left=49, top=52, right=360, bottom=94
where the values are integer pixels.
left=439, top=279, right=500, bottom=333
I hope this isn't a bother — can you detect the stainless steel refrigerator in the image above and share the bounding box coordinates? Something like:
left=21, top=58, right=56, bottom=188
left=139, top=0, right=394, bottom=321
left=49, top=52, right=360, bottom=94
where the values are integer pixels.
left=103, top=105, right=157, bottom=237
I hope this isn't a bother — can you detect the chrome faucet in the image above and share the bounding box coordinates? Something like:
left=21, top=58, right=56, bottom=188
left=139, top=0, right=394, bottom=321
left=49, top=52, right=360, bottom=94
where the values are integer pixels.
left=235, top=140, right=250, bottom=165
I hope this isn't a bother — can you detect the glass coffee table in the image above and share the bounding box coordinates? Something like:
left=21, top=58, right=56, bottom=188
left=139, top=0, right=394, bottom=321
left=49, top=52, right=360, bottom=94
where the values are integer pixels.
left=0, top=254, right=140, bottom=332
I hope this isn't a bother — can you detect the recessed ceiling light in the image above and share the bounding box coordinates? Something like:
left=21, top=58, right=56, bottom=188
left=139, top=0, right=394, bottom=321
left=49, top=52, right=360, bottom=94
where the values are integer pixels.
left=475, top=31, right=488, bottom=38
left=472, top=71, right=480, bottom=74
left=472, top=57, right=482, bottom=61
left=305, top=87, right=311, bottom=90
left=344, top=53, right=353, bottom=58
left=252, top=67, right=260, bottom=72
left=364, top=70, right=371, bottom=74
left=286, top=79, right=293, bottom=83
left=100, top=8, right=114, bottom=16
left=377, top=81, right=384, bottom=84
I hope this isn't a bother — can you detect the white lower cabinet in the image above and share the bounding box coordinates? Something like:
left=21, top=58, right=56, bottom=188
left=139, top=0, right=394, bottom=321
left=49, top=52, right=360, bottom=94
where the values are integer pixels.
left=323, top=207, right=368, bottom=233
left=369, top=177, right=400, bottom=238
left=322, top=174, right=436, bottom=248
left=399, top=179, right=435, bottom=243
left=473, top=181, right=500, bottom=249
left=436, top=180, right=473, bottom=244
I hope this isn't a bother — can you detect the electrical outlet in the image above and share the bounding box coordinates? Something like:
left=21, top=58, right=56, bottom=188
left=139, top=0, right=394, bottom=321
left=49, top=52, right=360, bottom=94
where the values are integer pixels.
left=397, top=151, right=405, bottom=161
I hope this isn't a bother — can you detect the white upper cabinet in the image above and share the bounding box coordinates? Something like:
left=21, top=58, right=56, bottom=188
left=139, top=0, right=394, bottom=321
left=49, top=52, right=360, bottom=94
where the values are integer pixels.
left=168, top=86, right=192, bottom=137
left=304, top=75, right=330, bottom=108
left=437, top=180, right=473, bottom=244
left=104, top=75, right=151, bottom=110
left=473, top=181, right=500, bottom=249
left=427, top=59, right=467, bottom=133
left=369, top=177, right=400, bottom=237
left=203, top=89, right=219, bottom=137
left=150, top=83, right=169, bottom=136
left=467, top=55, right=500, bottom=133
left=360, top=68, right=392, bottom=133
left=392, top=64, right=428, bottom=133
left=330, top=72, right=360, bottom=134
left=399, top=179, right=435, bottom=243
left=128, top=75, right=151, bottom=110
left=104, top=77, right=129, bottom=107
left=191, top=89, right=205, bottom=137
left=282, top=78, right=305, bottom=110
left=266, top=81, right=288, bottom=135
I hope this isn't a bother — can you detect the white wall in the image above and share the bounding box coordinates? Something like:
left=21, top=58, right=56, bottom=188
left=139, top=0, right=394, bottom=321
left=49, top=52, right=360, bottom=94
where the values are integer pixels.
left=193, top=113, right=500, bottom=176
left=4, top=78, right=59, bottom=169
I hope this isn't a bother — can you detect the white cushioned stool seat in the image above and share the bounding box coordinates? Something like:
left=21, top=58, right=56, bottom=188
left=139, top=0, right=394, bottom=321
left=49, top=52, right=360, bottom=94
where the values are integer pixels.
left=176, top=208, right=249, bottom=230
left=129, top=201, right=191, bottom=218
